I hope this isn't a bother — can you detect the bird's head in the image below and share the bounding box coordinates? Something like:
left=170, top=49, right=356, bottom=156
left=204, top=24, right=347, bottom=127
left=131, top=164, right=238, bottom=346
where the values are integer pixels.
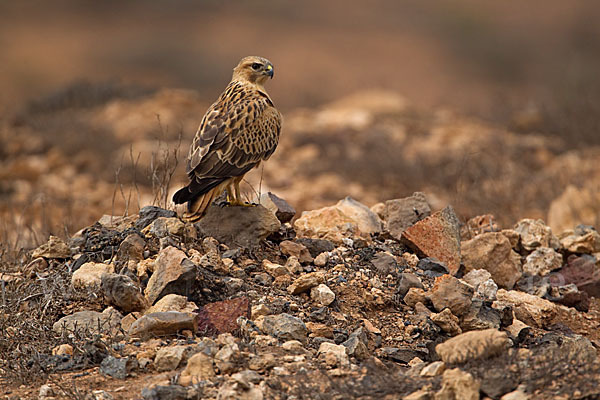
left=232, top=56, right=274, bottom=86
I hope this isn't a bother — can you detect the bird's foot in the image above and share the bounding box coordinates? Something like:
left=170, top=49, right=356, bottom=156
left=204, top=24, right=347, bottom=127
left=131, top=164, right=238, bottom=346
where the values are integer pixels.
left=216, top=200, right=230, bottom=207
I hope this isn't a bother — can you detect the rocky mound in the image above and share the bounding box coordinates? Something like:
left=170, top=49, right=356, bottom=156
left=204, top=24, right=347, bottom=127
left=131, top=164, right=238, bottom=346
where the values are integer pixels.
left=2, top=86, right=600, bottom=249
left=1, top=193, right=600, bottom=399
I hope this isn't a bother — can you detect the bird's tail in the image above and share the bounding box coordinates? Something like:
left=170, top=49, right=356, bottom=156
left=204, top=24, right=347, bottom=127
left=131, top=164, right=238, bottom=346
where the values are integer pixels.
left=181, top=184, right=225, bottom=222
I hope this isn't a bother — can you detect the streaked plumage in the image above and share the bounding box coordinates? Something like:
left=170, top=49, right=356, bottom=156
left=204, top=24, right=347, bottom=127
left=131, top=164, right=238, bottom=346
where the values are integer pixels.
left=172, top=56, right=282, bottom=221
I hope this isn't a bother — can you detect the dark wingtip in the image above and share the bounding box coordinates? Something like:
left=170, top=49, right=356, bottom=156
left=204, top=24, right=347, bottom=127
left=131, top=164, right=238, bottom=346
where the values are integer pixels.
left=172, top=186, right=190, bottom=204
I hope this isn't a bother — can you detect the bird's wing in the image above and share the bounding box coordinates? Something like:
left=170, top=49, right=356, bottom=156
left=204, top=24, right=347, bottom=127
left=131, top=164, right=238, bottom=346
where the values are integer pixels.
left=184, top=87, right=281, bottom=197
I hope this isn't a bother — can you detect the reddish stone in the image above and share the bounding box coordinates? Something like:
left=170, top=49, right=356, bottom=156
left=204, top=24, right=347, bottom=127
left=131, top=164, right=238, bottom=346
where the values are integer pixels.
left=195, top=297, right=250, bottom=336
left=549, top=255, right=600, bottom=298
left=401, top=206, right=461, bottom=275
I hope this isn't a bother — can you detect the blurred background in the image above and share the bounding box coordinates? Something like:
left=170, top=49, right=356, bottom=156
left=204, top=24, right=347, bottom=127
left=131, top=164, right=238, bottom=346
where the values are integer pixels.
left=2, top=0, right=600, bottom=248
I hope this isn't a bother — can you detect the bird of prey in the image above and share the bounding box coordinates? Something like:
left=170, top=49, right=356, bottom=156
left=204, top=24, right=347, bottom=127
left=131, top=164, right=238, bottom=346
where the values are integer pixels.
left=172, top=56, right=282, bottom=221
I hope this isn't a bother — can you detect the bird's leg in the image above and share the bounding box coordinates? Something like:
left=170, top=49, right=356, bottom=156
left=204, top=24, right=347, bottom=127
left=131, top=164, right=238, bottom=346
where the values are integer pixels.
left=234, top=180, right=256, bottom=207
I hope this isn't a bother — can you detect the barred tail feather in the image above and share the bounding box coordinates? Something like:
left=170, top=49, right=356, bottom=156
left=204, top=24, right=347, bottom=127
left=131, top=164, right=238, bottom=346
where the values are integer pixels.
left=181, top=181, right=228, bottom=222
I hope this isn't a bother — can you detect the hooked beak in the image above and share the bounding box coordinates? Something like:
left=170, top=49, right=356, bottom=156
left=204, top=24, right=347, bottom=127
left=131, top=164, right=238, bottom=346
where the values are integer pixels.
left=265, top=64, right=274, bottom=78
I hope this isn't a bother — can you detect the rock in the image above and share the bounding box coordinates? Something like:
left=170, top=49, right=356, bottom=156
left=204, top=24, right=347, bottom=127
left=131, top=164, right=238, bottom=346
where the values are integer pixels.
left=143, top=217, right=185, bottom=238
left=460, top=299, right=503, bottom=331
left=306, top=322, right=334, bottom=338
left=195, top=204, right=280, bottom=248
left=52, top=344, right=74, bottom=356
left=71, top=262, right=115, bottom=290
left=117, top=233, right=145, bottom=262
left=287, top=271, right=325, bottom=294
left=128, top=311, right=196, bottom=339
left=179, top=353, right=215, bottom=385
left=403, top=288, right=428, bottom=308
left=549, top=254, right=600, bottom=297
left=101, top=273, right=148, bottom=313
left=318, top=342, right=349, bottom=367
left=396, top=273, right=424, bottom=298
left=548, top=283, right=590, bottom=311
left=282, top=340, right=304, bottom=352
left=430, top=308, right=462, bottom=336
left=334, top=196, right=382, bottom=235
left=476, top=279, right=498, bottom=301
left=513, top=218, right=559, bottom=251
left=154, top=345, right=194, bottom=372
left=505, top=319, right=531, bottom=343
left=251, top=304, right=271, bottom=319
left=135, top=206, right=176, bottom=230
left=435, top=329, right=510, bottom=364
left=218, top=372, right=264, bottom=400
left=100, top=356, right=137, bottom=379
left=495, top=289, right=557, bottom=328
left=501, top=229, right=521, bottom=249
left=500, top=386, right=530, bottom=400
left=342, top=334, right=369, bottom=360
left=295, top=238, right=336, bottom=257
left=53, top=308, right=122, bottom=335
left=259, top=192, right=296, bottom=223
left=370, top=252, right=399, bottom=276
left=405, top=389, right=433, bottom=400
left=559, top=225, right=600, bottom=254
left=293, top=205, right=359, bottom=243
left=461, top=232, right=522, bottom=289
left=420, top=361, right=446, bottom=377
left=141, top=384, right=192, bottom=400
left=120, top=312, right=141, bottom=332
left=314, top=252, right=330, bottom=267
left=429, top=275, right=473, bottom=317
left=434, top=368, right=480, bottom=400
left=284, top=256, right=303, bottom=274
left=522, top=247, right=562, bottom=277
left=214, top=342, right=242, bottom=374
left=261, top=313, right=308, bottom=343
left=280, top=240, right=313, bottom=264
left=384, top=192, right=431, bottom=240
left=462, top=269, right=492, bottom=288
left=144, top=246, right=196, bottom=305
left=461, top=214, right=499, bottom=240
left=32, top=235, right=71, bottom=259
left=196, top=297, right=250, bottom=336
left=262, top=260, right=289, bottom=277
left=145, top=294, right=198, bottom=314
left=310, top=284, right=336, bottom=306
left=379, top=347, right=428, bottom=364
left=417, top=257, right=449, bottom=277
left=401, top=206, right=461, bottom=275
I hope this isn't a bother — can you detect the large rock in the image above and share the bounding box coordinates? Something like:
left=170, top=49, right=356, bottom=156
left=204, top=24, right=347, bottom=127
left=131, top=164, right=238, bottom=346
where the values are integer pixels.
left=401, top=206, right=461, bottom=275
left=196, top=297, right=250, bottom=336
left=435, top=329, right=510, bottom=364
left=293, top=205, right=359, bottom=243
left=32, top=235, right=71, bottom=259
left=384, top=192, right=431, bottom=240
left=434, top=368, right=480, bottom=400
left=287, top=272, right=326, bottom=294
left=261, top=313, right=308, bottom=343
left=279, top=241, right=313, bottom=264
left=461, top=232, right=522, bottom=289
left=143, top=217, right=185, bottom=238
left=495, top=289, right=557, bottom=328
left=558, top=225, right=600, bottom=254
left=195, top=204, right=280, bottom=248
left=513, top=219, right=559, bottom=251
left=128, top=311, right=196, bottom=339
left=429, top=275, right=473, bottom=317
left=53, top=308, right=122, bottom=335
left=318, top=342, right=349, bottom=367
left=522, top=247, right=562, bottom=277
left=549, top=254, right=600, bottom=298
left=179, top=353, right=215, bottom=385
left=145, top=294, right=198, bottom=314
left=259, top=192, right=296, bottom=223
left=71, top=262, right=114, bottom=290
left=101, top=273, right=148, bottom=313
left=135, top=205, right=177, bottom=230
left=334, top=196, right=382, bottom=235
left=117, top=233, right=145, bottom=262
left=144, top=246, right=196, bottom=305
left=154, top=345, right=196, bottom=372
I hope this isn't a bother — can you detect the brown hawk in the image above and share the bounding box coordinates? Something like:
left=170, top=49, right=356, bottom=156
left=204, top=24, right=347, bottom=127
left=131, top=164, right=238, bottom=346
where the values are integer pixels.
left=172, top=56, right=282, bottom=221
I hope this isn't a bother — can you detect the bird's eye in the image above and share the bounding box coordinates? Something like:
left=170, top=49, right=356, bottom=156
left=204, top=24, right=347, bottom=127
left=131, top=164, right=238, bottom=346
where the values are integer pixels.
left=251, top=63, right=262, bottom=70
